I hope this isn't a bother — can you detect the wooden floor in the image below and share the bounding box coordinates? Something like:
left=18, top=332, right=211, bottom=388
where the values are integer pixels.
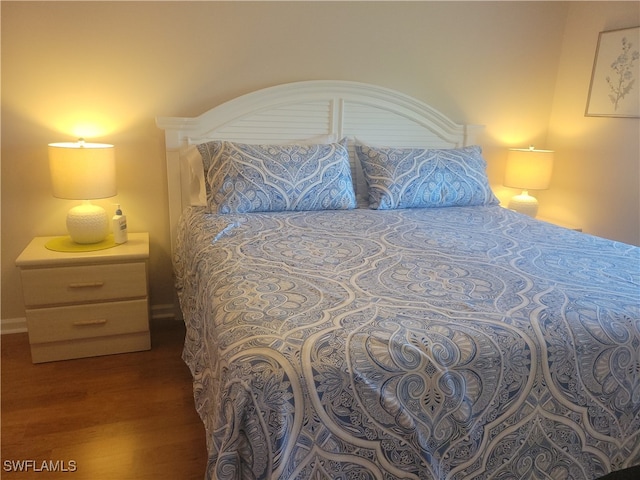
left=1, top=319, right=207, bottom=479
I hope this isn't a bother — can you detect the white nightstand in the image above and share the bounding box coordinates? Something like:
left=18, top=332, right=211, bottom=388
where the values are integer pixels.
left=15, top=233, right=150, bottom=363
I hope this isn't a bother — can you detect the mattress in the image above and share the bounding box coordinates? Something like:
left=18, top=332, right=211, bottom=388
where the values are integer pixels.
left=174, top=205, right=640, bottom=480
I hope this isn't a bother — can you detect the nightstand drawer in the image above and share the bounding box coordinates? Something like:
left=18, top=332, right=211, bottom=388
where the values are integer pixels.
left=26, top=299, right=149, bottom=343
left=20, top=262, right=147, bottom=307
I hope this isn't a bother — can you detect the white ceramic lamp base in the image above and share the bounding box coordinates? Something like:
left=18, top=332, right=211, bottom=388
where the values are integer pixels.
left=67, top=201, right=110, bottom=244
left=508, top=190, right=539, bottom=217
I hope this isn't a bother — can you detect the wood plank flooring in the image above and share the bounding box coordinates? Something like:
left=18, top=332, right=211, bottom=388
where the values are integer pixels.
left=1, top=319, right=207, bottom=479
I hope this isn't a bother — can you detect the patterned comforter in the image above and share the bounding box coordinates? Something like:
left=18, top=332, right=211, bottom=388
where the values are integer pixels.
left=174, top=205, right=640, bottom=480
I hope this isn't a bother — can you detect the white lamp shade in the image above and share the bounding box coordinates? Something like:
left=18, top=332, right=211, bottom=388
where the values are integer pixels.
left=504, top=147, right=554, bottom=191
left=49, top=141, right=116, bottom=199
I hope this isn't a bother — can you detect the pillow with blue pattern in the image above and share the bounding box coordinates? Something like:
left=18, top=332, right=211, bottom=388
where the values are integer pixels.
left=355, top=143, right=499, bottom=210
left=198, top=140, right=356, bottom=214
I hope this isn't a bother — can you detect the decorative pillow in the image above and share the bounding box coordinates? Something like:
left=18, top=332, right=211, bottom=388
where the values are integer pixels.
left=186, top=134, right=339, bottom=207
left=197, top=140, right=356, bottom=213
left=355, top=144, right=499, bottom=210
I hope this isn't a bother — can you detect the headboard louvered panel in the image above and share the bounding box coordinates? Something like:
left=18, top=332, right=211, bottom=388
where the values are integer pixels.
left=342, top=101, right=461, bottom=148
left=190, top=101, right=335, bottom=144
left=157, top=80, right=482, bottom=251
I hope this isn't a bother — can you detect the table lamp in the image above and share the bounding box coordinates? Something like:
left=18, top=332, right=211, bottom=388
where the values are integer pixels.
left=504, top=146, right=554, bottom=217
left=49, top=139, right=116, bottom=245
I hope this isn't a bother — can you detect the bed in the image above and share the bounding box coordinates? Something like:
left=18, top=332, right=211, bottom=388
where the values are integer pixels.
left=156, top=81, right=640, bottom=480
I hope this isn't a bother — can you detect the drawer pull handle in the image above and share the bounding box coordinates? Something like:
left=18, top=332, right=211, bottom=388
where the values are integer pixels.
left=69, top=281, right=104, bottom=288
left=73, top=319, right=108, bottom=327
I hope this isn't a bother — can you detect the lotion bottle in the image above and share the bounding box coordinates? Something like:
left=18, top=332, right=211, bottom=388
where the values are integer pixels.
left=112, top=204, right=128, bottom=244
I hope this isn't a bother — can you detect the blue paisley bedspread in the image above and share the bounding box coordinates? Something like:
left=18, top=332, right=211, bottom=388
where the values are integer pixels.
left=174, top=205, right=640, bottom=480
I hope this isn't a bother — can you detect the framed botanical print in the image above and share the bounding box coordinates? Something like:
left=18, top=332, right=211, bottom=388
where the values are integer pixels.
left=585, top=26, right=640, bottom=118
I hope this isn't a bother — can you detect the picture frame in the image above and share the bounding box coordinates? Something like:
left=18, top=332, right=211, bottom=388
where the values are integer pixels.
left=585, top=26, right=640, bottom=118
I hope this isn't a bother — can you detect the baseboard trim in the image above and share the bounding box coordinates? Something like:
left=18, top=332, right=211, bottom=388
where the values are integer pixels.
left=1, top=303, right=180, bottom=335
left=1, top=317, right=28, bottom=335
left=150, top=303, right=180, bottom=321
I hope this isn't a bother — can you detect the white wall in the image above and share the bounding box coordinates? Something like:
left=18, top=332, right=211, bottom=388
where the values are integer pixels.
left=545, top=2, right=640, bottom=240
left=2, top=1, right=636, bottom=324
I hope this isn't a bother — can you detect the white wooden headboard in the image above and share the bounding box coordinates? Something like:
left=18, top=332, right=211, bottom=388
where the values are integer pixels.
left=156, top=80, right=482, bottom=250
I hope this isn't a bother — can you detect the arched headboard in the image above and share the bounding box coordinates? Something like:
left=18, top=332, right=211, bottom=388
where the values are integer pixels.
left=156, top=80, right=482, bottom=250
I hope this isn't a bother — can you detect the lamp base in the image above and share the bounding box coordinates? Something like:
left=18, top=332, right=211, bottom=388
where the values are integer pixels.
left=508, top=190, right=539, bottom=217
left=67, top=201, right=110, bottom=244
